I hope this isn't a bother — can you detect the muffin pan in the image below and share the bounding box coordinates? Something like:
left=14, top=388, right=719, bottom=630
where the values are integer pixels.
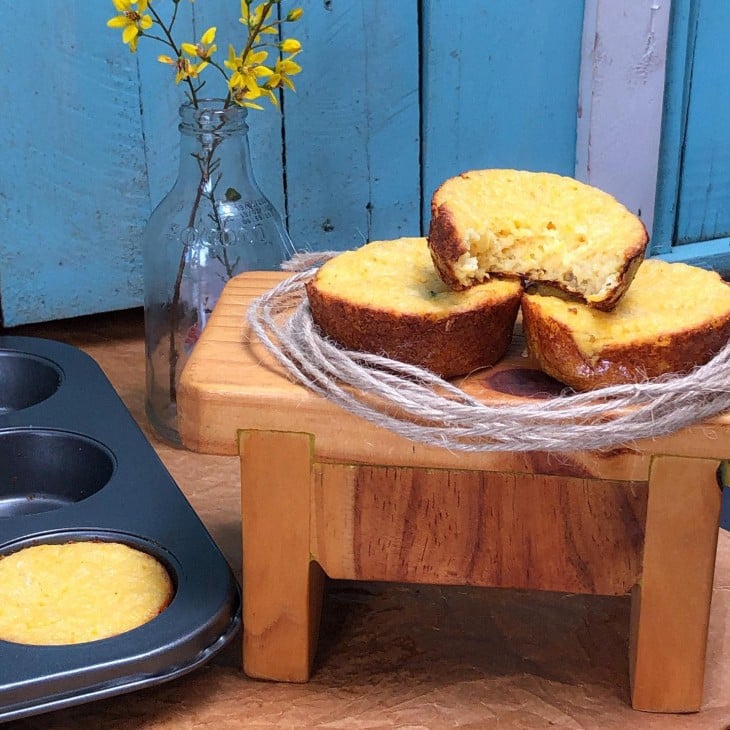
left=0, top=336, right=241, bottom=722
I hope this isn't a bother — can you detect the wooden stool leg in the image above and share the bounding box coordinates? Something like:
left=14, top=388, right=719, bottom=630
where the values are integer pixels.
left=629, top=455, right=722, bottom=712
left=240, top=430, right=324, bottom=682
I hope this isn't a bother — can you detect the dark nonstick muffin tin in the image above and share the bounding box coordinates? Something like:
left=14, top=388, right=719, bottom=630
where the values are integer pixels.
left=0, top=335, right=241, bottom=723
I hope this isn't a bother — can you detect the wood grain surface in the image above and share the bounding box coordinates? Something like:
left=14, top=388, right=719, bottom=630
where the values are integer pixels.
left=240, top=430, right=324, bottom=682
left=178, top=271, right=730, bottom=468
left=313, top=462, right=647, bottom=595
left=630, top=456, right=723, bottom=712
left=180, top=271, right=730, bottom=711
left=5, top=304, right=730, bottom=726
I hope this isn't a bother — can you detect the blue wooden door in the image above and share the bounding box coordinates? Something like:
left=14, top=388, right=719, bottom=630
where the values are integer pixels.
left=0, top=0, right=289, bottom=327
left=653, top=0, right=730, bottom=271
left=421, top=0, right=584, bottom=228
left=0, top=0, right=584, bottom=326
left=281, top=1, right=421, bottom=252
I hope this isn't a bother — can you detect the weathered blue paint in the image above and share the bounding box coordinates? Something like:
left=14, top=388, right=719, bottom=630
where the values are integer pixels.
left=1, top=3, right=150, bottom=326
left=657, top=237, right=730, bottom=275
left=672, top=0, right=730, bottom=246
left=653, top=0, right=730, bottom=268
left=651, top=0, right=696, bottom=255
left=420, top=0, right=585, bottom=228
left=282, top=1, right=421, bottom=252
left=3, top=0, right=726, bottom=326
left=0, top=0, right=289, bottom=326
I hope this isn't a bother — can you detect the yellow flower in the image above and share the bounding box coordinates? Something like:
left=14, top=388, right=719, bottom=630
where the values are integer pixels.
left=107, top=0, right=153, bottom=52
left=181, top=27, right=217, bottom=60
left=226, top=42, right=279, bottom=110
left=247, top=48, right=270, bottom=67
left=106, top=0, right=305, bottom=110
left=230, top=82, right=277, bottom=111
left=240, top=1, right=278, bottom=34
left=223, top=44, right=243, bottom=74
left=265, top=55, right=302, bottom=92
left=158, top=55, right=208, bottom=85
left=279, top=38, right=301, bottom=54
left=224, top=45, right=270, bottom=88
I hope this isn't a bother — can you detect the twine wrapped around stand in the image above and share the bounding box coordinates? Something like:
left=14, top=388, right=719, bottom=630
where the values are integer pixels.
left=246, top=253, right=730, bottom=452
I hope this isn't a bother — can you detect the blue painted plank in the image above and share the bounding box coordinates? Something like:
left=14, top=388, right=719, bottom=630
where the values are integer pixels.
left=282, top=1, right=421, bottom=252
left=651, top=0, right=696, bottom=255
left=0, top=2, right=150, bottom=326
left=421, top=0, right=585, bottom=227
left=655, top=236, right=730, bottom=275
left=653, top=0, right=730, bottom=266
left=673, top=0, right=730, bottom=245
left=0, top=0, right=591, bottom=324
left=0, top=0, right=289, bottom=326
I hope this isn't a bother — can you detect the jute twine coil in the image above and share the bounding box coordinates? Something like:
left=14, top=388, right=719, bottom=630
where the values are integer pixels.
left=246, top=253, right=730, bottom=452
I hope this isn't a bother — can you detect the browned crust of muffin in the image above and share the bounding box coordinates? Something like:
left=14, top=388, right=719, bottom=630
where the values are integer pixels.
left=155, top=582, right=175, bottom=615
left=521, top=295, right=730, bottom=391
left=525, top=250, right=646, bottom=312
left=306, top=279, right=523, bottom=379
left=591, top=240, right=647, bottom=311
left=428, top=202, right=470, bottom=291
left=427, top=171, right=649, bottom=311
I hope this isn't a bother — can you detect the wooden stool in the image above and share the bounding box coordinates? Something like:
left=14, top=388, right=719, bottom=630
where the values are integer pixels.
left=178, top=272, right=727, bottom=713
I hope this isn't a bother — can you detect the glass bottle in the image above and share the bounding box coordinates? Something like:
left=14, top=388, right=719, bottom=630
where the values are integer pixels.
left=143, top=99, right=295, bottom=446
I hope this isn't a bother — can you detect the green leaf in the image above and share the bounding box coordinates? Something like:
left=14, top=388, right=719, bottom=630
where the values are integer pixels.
left=225, top=187, right=242, bottom=201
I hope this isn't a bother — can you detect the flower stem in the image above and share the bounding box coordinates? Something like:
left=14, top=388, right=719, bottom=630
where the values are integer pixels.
left=146, top=3, right=199, bottom=105
left=241, top=1, right=276, bottom=65
left=166, top=128, right=223, bottom=403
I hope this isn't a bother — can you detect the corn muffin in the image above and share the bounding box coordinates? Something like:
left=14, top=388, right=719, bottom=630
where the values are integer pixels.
left=428, top=169, right=648, bottom=310
left=0, top=541, right=174, bottom=645
left=305, top=237, right=523, bottom=378
left=521, top=258, right=730, bottom=390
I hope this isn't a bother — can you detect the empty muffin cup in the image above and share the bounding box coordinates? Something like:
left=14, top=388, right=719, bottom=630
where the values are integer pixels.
left=0, top=429, right=115, bottom=518
left=0, top=352, right=62, bottom=415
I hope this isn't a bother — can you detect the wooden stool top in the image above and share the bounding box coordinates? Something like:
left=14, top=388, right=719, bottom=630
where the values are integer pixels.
left=178, top=272, right=730, bottom=482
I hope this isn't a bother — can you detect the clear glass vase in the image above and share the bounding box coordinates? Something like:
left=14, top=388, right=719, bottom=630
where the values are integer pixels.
left=143, top=99, right=294, bottom=446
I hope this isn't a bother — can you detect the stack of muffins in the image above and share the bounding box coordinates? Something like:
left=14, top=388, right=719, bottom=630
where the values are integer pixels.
left=306, top=168, right=730, bottom=390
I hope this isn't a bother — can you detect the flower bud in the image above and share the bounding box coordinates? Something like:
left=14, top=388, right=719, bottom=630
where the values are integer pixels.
left=279, top=38, right=302, bottom=53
